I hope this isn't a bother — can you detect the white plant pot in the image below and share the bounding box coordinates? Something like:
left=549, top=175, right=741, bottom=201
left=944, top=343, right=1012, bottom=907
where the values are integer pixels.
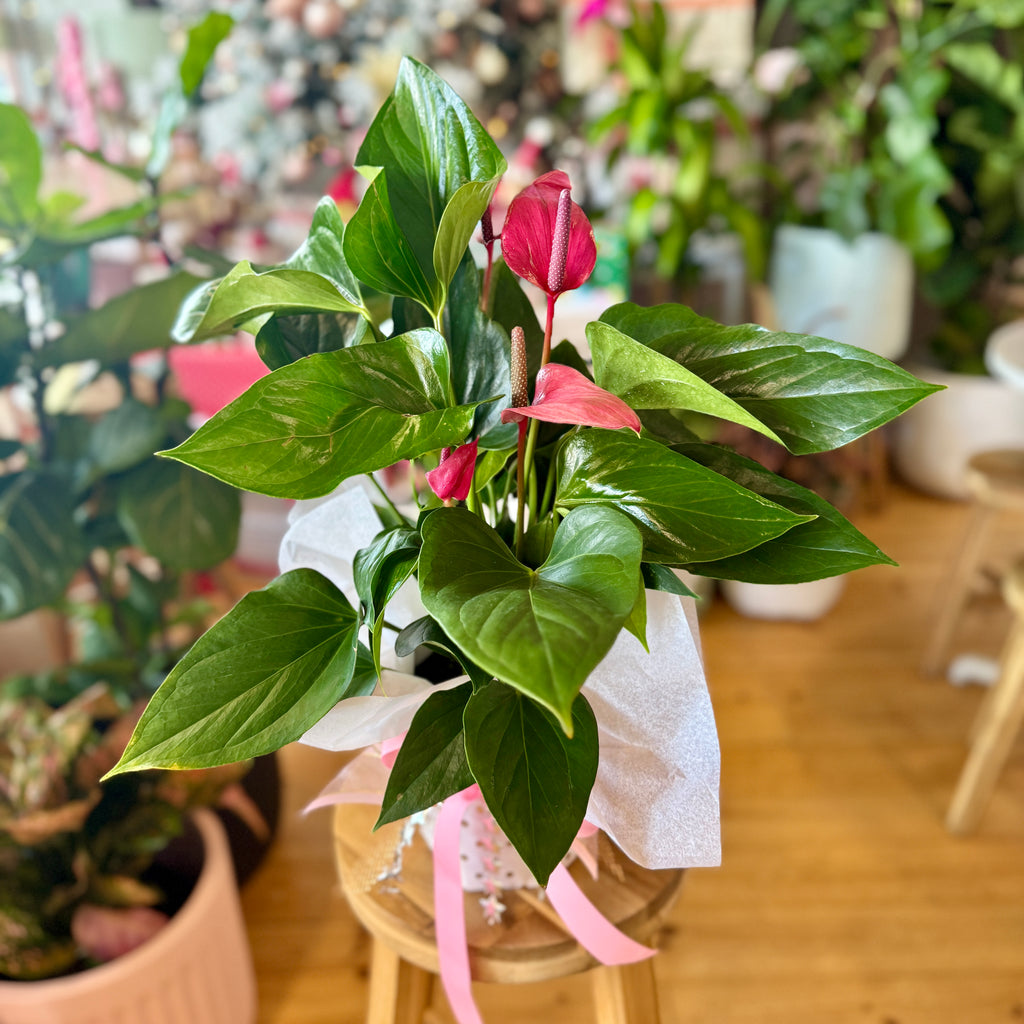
left=891, top=364, right=1024, bottom=500
left=0, top=810, right=257, bottom=1024
left=769, top=225, right=913, bottom=360
left=721, top=576, right=846, bottom=622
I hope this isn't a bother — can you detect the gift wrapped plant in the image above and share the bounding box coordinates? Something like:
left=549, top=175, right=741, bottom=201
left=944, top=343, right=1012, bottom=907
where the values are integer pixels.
left=108, top=58, right=938, bottom=887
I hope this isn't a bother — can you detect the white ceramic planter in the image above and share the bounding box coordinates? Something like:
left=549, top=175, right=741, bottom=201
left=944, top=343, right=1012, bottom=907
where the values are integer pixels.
left=769, top=225, right=913, bottom=360
left=0, top=810, right=257, bottom=1024
left=891, top=364, right=1024, bottom=500
left=721, top=576, right=847, bottom=622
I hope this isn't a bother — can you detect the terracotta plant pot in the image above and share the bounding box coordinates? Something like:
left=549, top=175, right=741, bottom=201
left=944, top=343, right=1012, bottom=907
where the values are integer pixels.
left=0, top=810, right=257, bottom=1024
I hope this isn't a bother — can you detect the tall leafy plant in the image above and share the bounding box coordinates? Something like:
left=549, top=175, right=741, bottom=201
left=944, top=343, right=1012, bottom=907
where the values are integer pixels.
left=108, top=58, right=938, bottom=885
left=587, top=0, right=765, bottom=285
left=0, top=12, right=240, bottom=698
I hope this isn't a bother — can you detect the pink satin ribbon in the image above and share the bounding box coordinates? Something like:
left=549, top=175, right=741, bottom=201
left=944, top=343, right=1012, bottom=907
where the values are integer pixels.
left=430, top=786, right=655, bottom=1024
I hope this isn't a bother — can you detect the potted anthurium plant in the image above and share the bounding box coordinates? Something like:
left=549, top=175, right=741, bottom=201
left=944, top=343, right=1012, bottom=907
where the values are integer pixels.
left=107, top=59, right=938, bottom=900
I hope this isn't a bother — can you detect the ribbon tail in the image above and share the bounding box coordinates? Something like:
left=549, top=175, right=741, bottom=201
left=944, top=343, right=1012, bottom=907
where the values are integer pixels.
left=433, top=790, right=485, bottom=1024
left=545, top=863, right=656, bottom=965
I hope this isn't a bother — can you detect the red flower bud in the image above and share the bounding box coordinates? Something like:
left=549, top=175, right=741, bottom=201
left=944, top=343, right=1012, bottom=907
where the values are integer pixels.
left=426, top=440, right=478, bottom=502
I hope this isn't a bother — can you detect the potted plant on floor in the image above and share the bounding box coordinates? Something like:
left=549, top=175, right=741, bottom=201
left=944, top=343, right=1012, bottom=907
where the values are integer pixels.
left=0, top=683, right=255, bottom=1024
left=885, top=11, right=1024, bottom=496
left=106, top=57, right=938, bottom=1024
left=755, top=0, right=990, bottom=361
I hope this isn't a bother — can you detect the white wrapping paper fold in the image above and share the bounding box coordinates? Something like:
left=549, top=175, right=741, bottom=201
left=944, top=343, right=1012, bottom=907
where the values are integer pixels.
left=282, top=485, right=721, bottom=871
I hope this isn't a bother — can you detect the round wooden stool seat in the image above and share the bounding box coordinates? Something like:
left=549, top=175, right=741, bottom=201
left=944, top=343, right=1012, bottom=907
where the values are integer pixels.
left=965, top=450, right=1024, bottom=511
left=332, top=803, right=683, bottom=1022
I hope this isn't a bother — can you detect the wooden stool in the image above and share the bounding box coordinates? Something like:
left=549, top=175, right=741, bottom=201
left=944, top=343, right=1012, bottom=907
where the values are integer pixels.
left=332, top=804, right=683, bottom=1024
left=921, top=449, right=1024, bottom=676
left=947, top=560, right=1024, bottom=834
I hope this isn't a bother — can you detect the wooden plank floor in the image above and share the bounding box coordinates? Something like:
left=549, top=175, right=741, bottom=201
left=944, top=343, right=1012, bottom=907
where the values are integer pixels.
left=240, top=480, right=1024, bottom=1024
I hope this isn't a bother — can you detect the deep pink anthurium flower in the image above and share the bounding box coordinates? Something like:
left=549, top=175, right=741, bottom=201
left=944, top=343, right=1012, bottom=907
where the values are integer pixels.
left=426, top=440, right=478, bottom=502
left=500, top=171, right=597, bottom=300
left=501, top=364, right=641, bottom=433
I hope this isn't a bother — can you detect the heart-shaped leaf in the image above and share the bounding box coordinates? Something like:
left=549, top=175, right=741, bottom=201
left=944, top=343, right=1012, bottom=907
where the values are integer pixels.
left=376, top=682, right=474, bottom=828
left=599, top=302, right=943, bottom=453
left=108, top=569, right=364, bottom=773
left=588, top=320, right=782, bottom=442
left=641, top=563, right=699, bottom=598
left=0, top=473, right=86, bottom=619
left=117, top=458, right=241, bottom=571
left=464, top=682, right=598, bottom=886
left=173, top=260, right=367, bottom=344
left=282, top=195, right=364, bottom=295
left=676, top=442, right=897, bottom=582
left=418, top=505, right=642, bottom=731
left=162, top=329, right=481, bottom=498
left=555, top=430, right=812, bottom=564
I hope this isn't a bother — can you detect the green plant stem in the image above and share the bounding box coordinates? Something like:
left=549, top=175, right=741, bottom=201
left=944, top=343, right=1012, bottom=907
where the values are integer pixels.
left=514, top=423, right=527, bottom=559
left=367, top=473, right=403, bottom=522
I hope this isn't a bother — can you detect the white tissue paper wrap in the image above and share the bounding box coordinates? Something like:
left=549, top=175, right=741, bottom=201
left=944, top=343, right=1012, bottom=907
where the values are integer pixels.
left=282, top=484, right=721, bottom=872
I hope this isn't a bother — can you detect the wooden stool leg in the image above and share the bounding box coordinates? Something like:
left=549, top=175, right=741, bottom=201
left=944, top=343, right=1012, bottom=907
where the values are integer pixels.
left=366, top=939, right=434, bottom=1024
left=946, top=620, right=1024, bottom=834
left=922, top=503, right=997, bottom=676
left=591, top=959, right=661, bottom=1024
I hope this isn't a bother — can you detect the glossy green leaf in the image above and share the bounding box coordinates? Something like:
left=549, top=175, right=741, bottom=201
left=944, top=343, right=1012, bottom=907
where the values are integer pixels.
left=464, top=683, right=598, bottom=885
left=433, top=180, right=498, bottom=293
left=353, top=525, right=421, bottom=672
left=418, top=505, right=642, bottom=731
left=394, top=615, right=494, bottom=689
left=446, top=255, right=513, bottom=447
left=555, top=430, right=812, bottom=564
left=676, top=443, right=897, bottom=582
left=37, top=272, right=204, bottom=369
left=641, top=563, right=698, bottom=598
left=350, top=58, right=505, bottom=315
left=108, top=569, right=362, bottom=772
left=0, top=473, right=86, bottom=619
left=598, top=302, right=943, bottom=454
left=282, top=195, right=364, bottom=298
left=117, top=458, right=241, bottom=571
left=163, top=328, right=480, bottom=498
left=376, top=682, right=474, bottom=827
left=0, top=104, right=41, bottom=228
left=172, top=260, right=367, bottom=344
left=343, top=170, right=439, bottom=313
left=255, top=311, right=373, bottom=370
left=588, top=320, right=783, bottom=443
